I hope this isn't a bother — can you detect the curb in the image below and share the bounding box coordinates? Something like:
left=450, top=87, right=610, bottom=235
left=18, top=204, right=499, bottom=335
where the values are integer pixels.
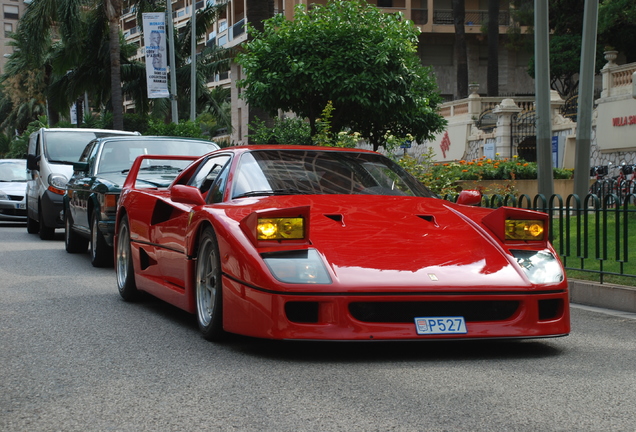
left=569, top=279, right=636, bottom=314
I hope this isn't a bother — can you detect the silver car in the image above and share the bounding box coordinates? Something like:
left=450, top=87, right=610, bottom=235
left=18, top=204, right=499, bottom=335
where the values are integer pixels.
left=0, top=159, right=27, bottom=222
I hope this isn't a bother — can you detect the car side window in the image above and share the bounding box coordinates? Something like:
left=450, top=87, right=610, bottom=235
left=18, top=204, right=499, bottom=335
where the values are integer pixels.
left=207, top=161, right=232, bottom=204
left=188, top=155, right=231, bottom=197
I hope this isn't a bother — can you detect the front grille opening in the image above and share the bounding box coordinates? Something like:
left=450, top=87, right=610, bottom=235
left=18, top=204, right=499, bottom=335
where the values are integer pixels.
left=538, top=299, right=562, bottom=321
left=285, top=301, right=319, bottom=323
left=349, top=301, right=519, bottom=323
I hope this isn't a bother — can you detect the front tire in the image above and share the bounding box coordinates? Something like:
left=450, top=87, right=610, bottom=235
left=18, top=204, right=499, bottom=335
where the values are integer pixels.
left=90, top=212, right=113, bottom=267
left=195, top=227, right=225, bottom=341
left=116, top=216, right=140, bottom=301
left=65, top=211, right=88, bottom=253
left=38, top=203, right=55, bottom=240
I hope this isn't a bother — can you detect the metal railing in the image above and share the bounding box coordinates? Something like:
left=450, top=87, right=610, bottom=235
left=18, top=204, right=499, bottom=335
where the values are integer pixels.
left=446, top=190, right=636, bottom=284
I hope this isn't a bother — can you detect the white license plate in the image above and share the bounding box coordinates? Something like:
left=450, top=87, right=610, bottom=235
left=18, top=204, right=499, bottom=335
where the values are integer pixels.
left=16, top=203, right=26, bottom=210
left=415, top=316, right=467, bottom=335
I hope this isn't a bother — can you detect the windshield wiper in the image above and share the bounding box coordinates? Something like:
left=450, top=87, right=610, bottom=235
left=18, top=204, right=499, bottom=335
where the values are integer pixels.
left=140, top=165, right=183, bottom=172
left=234, top=188, right=310, bottom=199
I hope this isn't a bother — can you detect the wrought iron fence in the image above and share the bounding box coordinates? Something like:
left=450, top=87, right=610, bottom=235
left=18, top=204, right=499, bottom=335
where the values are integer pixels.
left=446, top=191, right=636, bottom=284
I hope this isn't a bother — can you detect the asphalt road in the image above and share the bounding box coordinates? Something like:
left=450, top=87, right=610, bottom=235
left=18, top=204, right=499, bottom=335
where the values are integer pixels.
left=1, top=223, right=636, bottom=432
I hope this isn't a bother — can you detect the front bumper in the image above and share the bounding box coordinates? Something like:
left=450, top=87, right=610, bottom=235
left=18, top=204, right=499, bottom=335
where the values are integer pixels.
left=0, top=199, right=27, bottom=221
left=222, top=277, right=570, bottom=341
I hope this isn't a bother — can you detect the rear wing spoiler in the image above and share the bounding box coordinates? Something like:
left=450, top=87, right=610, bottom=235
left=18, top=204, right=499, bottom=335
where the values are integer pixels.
left=122, top=154, right=200, bottom=190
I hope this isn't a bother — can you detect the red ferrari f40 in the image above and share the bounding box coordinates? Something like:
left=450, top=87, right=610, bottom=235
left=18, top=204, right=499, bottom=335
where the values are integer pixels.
left=114, top=146, right=570, bottom=341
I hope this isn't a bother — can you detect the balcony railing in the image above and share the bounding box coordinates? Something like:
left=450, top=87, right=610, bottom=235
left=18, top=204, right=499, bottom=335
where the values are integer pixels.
left=433, top=10, right=510, bottom=26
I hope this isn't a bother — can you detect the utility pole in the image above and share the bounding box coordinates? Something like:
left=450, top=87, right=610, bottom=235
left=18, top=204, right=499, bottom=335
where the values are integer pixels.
left=166, top=0, right=179, bottom=124
left=534, top=0, right=553, bottom=198
left=573, top=0, right=599, bottom=201
left=190, top=3, right=197, bottom=122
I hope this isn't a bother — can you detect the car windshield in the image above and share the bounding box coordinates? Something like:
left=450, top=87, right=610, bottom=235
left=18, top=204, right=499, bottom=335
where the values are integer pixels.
left=98, top=139, right=218, bottom=174
left=232, top=149, right=436, bottom=199
left=0, top=160, right=27, bottom=182
left=44, top=131, right=132, bottom=164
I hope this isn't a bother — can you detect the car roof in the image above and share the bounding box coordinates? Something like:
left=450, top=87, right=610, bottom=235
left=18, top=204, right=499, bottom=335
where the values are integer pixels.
left=211, top=145, right=378, bottom=154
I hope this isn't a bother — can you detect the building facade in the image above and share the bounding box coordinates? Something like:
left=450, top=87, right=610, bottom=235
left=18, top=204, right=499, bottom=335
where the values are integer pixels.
left=0, top=0, right=30, bottom=75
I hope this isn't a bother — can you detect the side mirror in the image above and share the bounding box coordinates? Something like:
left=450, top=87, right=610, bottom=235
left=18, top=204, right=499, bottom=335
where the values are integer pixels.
left=456, top=189, right=482, bottom=206
left=170, top=184, right=206, bottom=206
left=26, top=154, right=39, bottom=171
left=73, top=162, right=89, bottom=173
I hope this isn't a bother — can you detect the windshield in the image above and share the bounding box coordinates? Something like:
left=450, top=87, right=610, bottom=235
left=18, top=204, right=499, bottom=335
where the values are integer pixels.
left=97, top=139, right=217, bottom=175
left=232, top=149, right=435, bottom=199
left=0, top=160, right=28, bottom=182
left=44, top=131, right=133, bottom=164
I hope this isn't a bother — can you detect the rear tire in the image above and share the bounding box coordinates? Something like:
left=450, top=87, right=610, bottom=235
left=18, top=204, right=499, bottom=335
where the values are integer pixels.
left=116, top=216, right=140, bottom=301
left=90, top=212, right=113, bottom=267
left=195, top=227, right=225, bottom=341
left=65, top=211, right=88, bottom=253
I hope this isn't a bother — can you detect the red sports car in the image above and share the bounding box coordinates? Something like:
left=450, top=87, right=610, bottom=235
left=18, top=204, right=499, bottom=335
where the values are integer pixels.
left=114, top=146, right=570, bottom=341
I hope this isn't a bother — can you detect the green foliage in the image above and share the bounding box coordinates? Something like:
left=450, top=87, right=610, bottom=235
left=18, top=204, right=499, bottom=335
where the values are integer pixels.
left=527, top=34, right=604, bottom=98
left=236, top=0, right=446, bottom=151
left=145, top=119, right=206, bottom=139
left=312, top=102, right=360, bottom=148
left=598, top=0, right=636, bottom=63
left=249, top=116, right=312, bottom=145
left=6, top=116, right=48, bottom=158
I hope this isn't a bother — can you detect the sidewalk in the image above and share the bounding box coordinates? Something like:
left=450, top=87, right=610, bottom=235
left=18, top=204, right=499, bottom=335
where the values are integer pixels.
left=569, top=279, right=636, bottom=313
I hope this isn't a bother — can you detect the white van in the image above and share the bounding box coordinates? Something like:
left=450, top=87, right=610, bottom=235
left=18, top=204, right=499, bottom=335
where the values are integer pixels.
left=26, top=128, right=139, bottom=239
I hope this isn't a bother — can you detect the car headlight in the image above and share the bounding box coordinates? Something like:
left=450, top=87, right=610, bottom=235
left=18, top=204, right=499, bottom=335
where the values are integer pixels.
left=48, top=173, right=69, bottom=194
left=262, top=249, right=331, bottom=284
left=511, top=250, right=564, bottom=284
left=257, top=217, right=304, bottom=240
left=0, top=189, right=7, bottom=200
left=505, top=219, right=544, bottom=241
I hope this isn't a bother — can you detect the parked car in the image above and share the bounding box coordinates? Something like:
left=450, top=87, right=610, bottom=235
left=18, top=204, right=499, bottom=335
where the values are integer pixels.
left=26, top=128, right=140, bottom=240
left=114, top=146, right=570, bottom=341
left=64, top=136, right=219, bottom=267
left=0, top=159, right=28, bottom=222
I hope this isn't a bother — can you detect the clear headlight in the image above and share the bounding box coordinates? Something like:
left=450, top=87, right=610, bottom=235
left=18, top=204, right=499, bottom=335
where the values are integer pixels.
left=262, top=249, right=331, bottom=284
left=511, top=250, right=564, bottom=284
left=0, top=190, right=8, bottom=200
left=48, top=173, right=69, bottom=190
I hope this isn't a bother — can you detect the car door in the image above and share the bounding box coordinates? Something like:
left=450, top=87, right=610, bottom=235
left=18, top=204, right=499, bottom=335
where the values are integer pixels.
left=67, top=141, right=100, bottom=233
left=148, top=154, right=232, bottom=289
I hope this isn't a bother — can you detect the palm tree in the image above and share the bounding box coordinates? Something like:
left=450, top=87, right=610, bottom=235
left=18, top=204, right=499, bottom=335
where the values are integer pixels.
left=105, top=0, right=125, bottom=129
left=14, top=0, right=90, bottom=125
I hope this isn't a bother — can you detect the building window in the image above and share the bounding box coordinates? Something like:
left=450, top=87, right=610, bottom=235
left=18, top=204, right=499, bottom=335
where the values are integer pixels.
left=4, top=23, right=13, bottom=38
left=3, top=5, right=19, bottom=20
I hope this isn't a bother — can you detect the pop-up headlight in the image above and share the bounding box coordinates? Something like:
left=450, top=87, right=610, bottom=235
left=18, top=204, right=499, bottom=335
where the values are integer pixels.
left=511, top=249, right=564, bottom=284
left=257, top=217, right=304, bottom=240
left=505, top=219, right=544, bottom=241
left=262, top=249, right=331, bottom=284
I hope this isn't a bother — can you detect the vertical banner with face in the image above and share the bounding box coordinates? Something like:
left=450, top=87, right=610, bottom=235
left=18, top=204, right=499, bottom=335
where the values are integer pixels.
left=142, top=13, right=170, bottom=99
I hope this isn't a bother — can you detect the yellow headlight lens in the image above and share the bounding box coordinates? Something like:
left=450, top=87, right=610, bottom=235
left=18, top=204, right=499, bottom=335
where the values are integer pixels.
left=257, top=217, right=304, bottom=240
left=505, top=219, right=544, bottom=241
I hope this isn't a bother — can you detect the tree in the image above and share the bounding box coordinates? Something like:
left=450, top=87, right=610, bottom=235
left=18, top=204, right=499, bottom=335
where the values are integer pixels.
left=105, top=0, right=125, bottom=130
left=526, top=0, right=605, bottom=99
left=598, top=0, right=636, bottom=63
left=487, top=0, right=499, bottom=96
left=452, top=0, right=468, bottom=98
left=236, top=0, right=446, bottom=151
